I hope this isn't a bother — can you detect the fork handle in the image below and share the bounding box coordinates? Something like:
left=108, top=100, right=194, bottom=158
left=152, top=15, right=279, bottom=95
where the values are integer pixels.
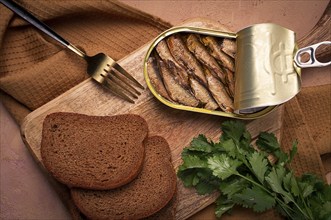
left=0, top=0, right=86, bottom=58
left=0, top=0, right=70, bottom=47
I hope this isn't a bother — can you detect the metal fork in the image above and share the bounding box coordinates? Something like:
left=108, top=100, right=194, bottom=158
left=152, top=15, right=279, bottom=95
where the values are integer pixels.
left=0, top=0, right=144, bottom=103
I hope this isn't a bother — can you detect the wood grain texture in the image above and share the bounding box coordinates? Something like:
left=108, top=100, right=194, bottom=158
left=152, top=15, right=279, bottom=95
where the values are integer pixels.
left=21, top=20, right=283, bottom=220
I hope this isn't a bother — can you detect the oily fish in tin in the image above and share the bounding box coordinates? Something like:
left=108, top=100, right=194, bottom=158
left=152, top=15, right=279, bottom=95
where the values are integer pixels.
left=147, top=33, right=236, bottom=113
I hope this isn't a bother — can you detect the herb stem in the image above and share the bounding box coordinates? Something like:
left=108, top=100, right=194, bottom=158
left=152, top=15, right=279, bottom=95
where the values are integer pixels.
left=236, top=173, right=270, bottom=193
left=277, top=203, right=295, bottom=220
left=234, top=144, right=311, bottom=219
left=236, top=173, right=309, bottom=219
left=300, top=194, right=313, bottom=219
left=274, top=196, right=296, bottom=216
left=284, top=194, right=310, bottom=219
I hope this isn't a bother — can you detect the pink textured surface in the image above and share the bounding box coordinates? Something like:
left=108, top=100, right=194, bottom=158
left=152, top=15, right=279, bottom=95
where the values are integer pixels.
left=126, top=0, right=328, bottom=39
left=1, top=1, right=330, bottom=219
left=0, top=103, right=70, bottom=219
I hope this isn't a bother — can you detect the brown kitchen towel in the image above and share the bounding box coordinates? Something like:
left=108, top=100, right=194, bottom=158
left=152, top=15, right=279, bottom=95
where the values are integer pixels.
left=0, top=0, right=171, bottom=124
left=296, top=84, right=331, bottom=156
left=295, top=84, right=331, bottom=174
left=281, top=90, right=326, bottom=180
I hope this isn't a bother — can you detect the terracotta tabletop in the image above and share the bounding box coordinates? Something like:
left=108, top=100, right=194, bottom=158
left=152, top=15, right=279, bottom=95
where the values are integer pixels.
left=1, top=1, right=330, bottom=219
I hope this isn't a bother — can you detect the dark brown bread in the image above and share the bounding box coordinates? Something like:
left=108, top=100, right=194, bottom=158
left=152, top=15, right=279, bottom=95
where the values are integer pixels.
left=71, top=136, right=177, bottom=220
left=143, top=190, right=177, bottom=220
left=41, top=112, right=148, bottom=190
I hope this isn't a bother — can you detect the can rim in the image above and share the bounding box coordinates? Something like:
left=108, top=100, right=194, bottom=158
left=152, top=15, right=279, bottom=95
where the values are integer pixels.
left=143, top=26, right=277, bottom=119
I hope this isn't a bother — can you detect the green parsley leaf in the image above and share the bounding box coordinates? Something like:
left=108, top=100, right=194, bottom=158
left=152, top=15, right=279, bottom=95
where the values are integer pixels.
left=322, top=184, right=331, bottom=201
left=274, top=150, right=289, bottom=166
left=177, top=169, right=197, bottom=187
left=265, top=166, right=288, bottom=195
left=215, top=195, right=235, bottom=217
left=265, top=166, right=297, bottom=206
left=195, top=170, right=220, bottom=194
left=283, top=171, right=300, bottom=197
left=319, top=201, right=331, bottom=219
left=256, top=134, right=287, bottom=165
left=220, top=120, right=246, bottom=142
left=207, top=154, right=242, bottom=180
left=300, top=182, right=314, bottom=198
left=219, top=176, right=250, bottom=197
left=189, top=134, right=213, bottom=153
left=180, top=154, right=208, bottom=169
left=232, top=185, right=276, bottom=212
left=256, top=132, right=280, bottom=153
left=248, top=151, right=269, bottom=183
left=221, top=139, right=237, bottom=158
left=195, top=180, right=216, bottom=195
left=177, top=120, right=330, bottom=220
left=238, top=130, right=253, bottom=155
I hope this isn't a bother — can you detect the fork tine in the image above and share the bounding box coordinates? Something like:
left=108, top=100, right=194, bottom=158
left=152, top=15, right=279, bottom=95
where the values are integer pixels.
left=111, top=69, right=141, bottom=95
left=101, top=74, right=135, bottom=103
left=112, top=63, right=145, bottom=89
left=105, top=70, right=139, bottom=99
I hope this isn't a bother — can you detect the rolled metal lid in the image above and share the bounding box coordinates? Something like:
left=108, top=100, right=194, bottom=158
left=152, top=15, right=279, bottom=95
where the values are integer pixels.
left=234, top=23, right=301, bottom=113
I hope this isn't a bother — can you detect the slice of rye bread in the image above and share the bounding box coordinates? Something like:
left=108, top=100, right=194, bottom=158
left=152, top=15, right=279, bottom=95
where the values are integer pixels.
left=41, top=112, right=148, bottom=190
left=71, top=185, right=178, bottom=220
left=143, top=190, right=177, bottom=220
left=71, top=136, right=177, bottom=220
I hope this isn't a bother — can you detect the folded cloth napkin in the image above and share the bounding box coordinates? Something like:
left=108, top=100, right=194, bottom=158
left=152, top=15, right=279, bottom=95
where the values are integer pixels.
left=296, top=85, right=331, bottom=155
left=0, top=0, right=171, bottom=124
left=294, top=84, right=331, bottom=175
left=280, top=85, right=328, bottom=179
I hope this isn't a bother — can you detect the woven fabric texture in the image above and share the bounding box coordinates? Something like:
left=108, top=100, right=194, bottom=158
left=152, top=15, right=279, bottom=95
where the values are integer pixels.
left=296, top=84, right=331, bottom=156
left=0, top=0, right=171, bottom=123
left=281, top=93, right=326, bottom=179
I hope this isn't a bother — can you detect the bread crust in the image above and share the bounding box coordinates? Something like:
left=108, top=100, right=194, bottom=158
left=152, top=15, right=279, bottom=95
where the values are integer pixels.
left=71, top=136, right=177, bottom=219
left=41, top=112, right=148, bottom=190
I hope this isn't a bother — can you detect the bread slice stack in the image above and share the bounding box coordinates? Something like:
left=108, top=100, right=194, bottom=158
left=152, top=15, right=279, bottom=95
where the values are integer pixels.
left=41, top=112, right=177, bottom=219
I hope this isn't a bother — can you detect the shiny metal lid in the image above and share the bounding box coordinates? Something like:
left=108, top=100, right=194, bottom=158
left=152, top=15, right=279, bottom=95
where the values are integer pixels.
left=234, top=23, right=301, bottom=113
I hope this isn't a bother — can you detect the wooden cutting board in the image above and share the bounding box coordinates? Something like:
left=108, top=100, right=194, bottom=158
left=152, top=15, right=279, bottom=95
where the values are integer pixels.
left=21, top=20, right=284, bottom=220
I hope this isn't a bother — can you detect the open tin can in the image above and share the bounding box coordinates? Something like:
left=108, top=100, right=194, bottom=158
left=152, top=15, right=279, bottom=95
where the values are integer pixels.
left=143, top=23, right=330, bottom=119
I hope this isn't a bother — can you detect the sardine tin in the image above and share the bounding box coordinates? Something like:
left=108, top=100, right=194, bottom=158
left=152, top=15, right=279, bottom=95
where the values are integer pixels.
left=235, top=23, right=301, bottom=112
left=143, top=24, right=300, bottom=119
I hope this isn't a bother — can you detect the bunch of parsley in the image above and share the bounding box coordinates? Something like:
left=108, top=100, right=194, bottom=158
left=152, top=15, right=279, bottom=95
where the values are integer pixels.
left=177, top=120, right=331, bottom=219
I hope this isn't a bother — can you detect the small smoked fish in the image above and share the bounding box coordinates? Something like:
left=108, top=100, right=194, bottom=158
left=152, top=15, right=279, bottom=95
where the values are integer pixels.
left=204, top=68, right=234, bottom=113
left=222, top=67, right=235, bottom=97
left=201, top=36, right=235, bottom=72
left=186, top=34, right=227, bottom=85
left=166, top=60, right=191, bottom=89
left=156, top=40, right=177, bottom=63
left=158, top=59, right=200, bottom=107
left=147, top=57, right=171, bottom=100
left=221, top=39, right=236, bottom=58
left=166, top=34, right=207, bottom=85
left=189, top=76, right=218, bottom=110
left=156, top=40, right=190, bottom=89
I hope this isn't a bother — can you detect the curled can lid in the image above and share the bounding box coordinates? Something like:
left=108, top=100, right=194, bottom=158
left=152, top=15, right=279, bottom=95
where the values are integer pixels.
left=234, top=23, right=301, bottom=112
